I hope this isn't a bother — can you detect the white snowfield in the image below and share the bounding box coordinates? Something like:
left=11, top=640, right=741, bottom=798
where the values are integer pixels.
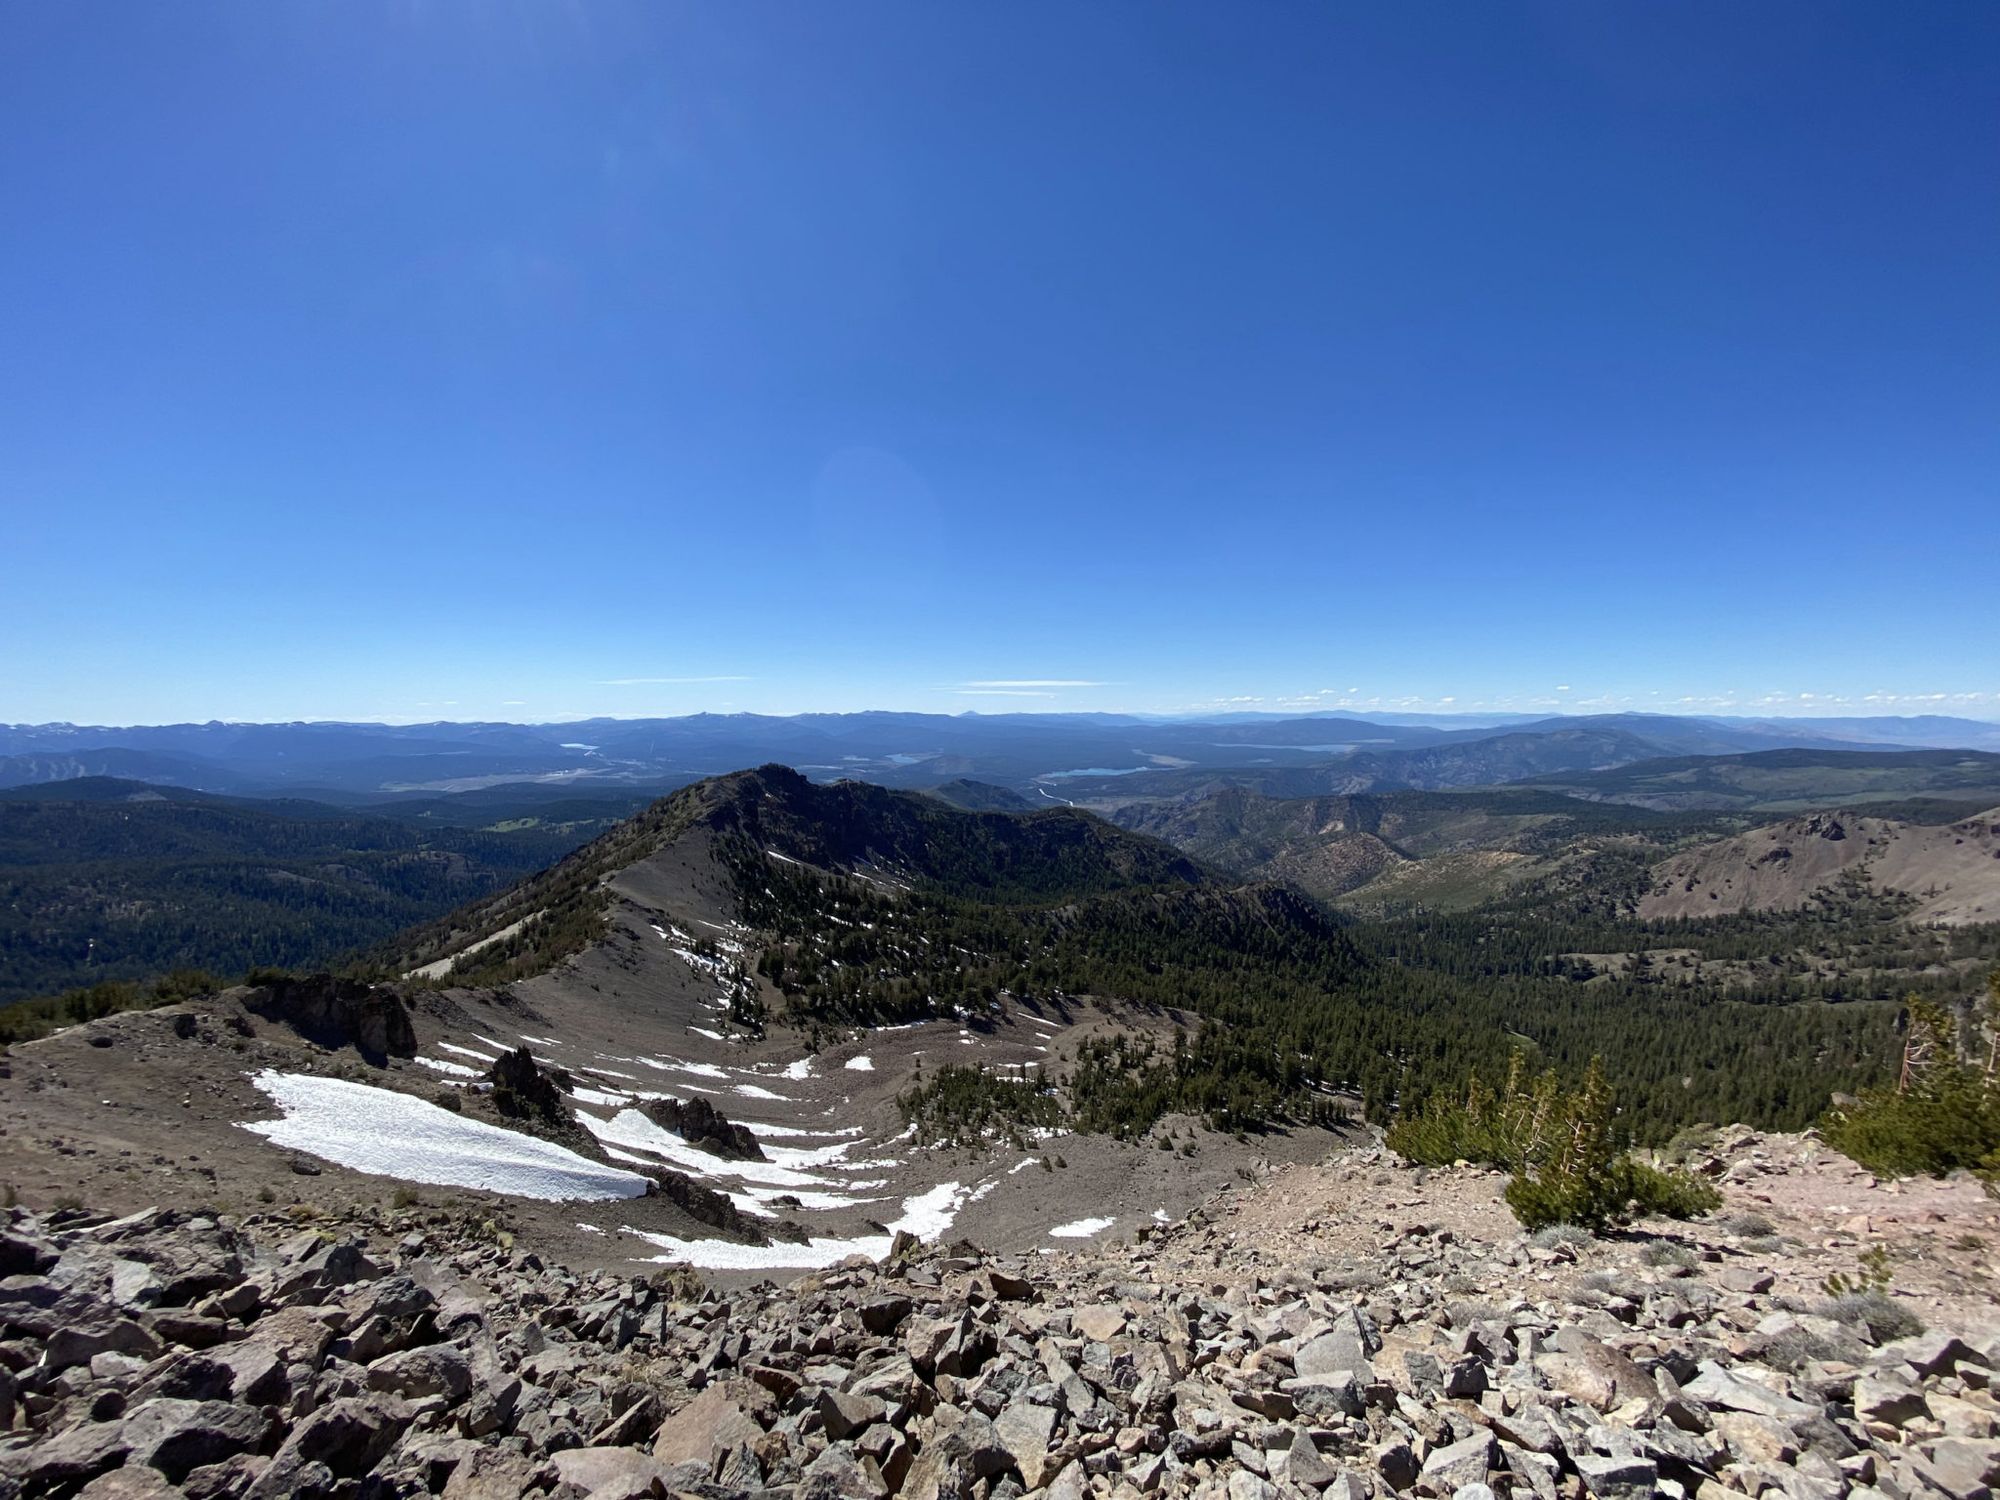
left=624, top=1180, right=967, bottom=1271
left=844, top=1056, right=875, bottom=1072
left=239, top=1071, right=651, bottom=1203
left=1049, top=1215, right=1116, bottom=1238
left=575, top=1107, right=893, bottom=1190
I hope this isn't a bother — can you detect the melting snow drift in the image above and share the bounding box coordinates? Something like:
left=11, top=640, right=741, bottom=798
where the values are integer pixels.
left=1049, top=1216, right=1116, bottom=1239
left=240, top=1070, right=651, bottom=1202
left=624, top=1181, right=967, bottom=1271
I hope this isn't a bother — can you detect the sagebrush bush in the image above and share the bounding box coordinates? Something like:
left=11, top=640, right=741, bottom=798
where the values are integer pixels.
left=1529, top=1223, right=1592, bottom=1251
left=1640, top=1239, right=1697, bottom=1269
left=1823, top=1290, right=1924, bottom=1344
left=1718, top=1210, right=1777, bottom=1238
left=1760, top=1328, right=1843, bottom=1373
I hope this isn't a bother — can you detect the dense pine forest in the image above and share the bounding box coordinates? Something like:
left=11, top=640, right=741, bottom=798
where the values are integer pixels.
left=0, top=786, right=618, bottom=1002
left=735, top=832, right=1949, bottom=1143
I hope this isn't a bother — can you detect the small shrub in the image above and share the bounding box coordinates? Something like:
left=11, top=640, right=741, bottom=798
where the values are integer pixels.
left=1740, top=1234, right=1784, bottom=1256
left=1529, top=1223, right=1592, bottom=1251
left=1718, top=1210, right=1777, bottom=1238
left=1625, top=1160, right=1724, bottom=1220
left=1822, top=1244, right=1895, bottom=1298
left=1823, top=1289, right=1924, bottom=1344
left=1661, top=1123, right=1720, bottom=1165
left=1640, top=1239, right=1697, bottom=1269
left=1761, top=1327, right=1841, bottom=1372
left=1446, top=1299, right=1501, bottom=1328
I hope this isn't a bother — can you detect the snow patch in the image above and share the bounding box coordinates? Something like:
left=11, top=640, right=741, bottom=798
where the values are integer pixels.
left=1049, top=1216, right=1116, bottom=1239
left=414, top=1056, right=482, bottom=1079
left=743, top=1121, right=860, bottom=1140
left=623, top=1181, right=966, bottom=1271
left=240, top=1071, right=650, bottom=1202
left=844, top=1056, right=875, bottom=1072
left=577, top=1108, right=853, bottom=1189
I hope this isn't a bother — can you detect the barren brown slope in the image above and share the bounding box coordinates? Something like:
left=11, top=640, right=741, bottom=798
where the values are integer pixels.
left=1638, top=805, right=2000, bottom=924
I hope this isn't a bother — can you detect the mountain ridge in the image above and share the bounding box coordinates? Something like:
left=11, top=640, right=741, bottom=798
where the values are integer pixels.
left=6, top=710, right=1997, bottom=799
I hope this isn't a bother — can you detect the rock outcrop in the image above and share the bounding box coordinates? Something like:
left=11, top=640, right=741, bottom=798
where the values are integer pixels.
left=238, top=976, right=417, bottom=1062
left=642, top=1096, right=766, bottom=1161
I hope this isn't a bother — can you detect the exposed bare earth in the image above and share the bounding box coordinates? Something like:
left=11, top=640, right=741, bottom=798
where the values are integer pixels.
left=1639, top=808, right=2000, bottom=925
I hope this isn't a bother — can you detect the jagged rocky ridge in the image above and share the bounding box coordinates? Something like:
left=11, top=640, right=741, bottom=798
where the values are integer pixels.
left=2, top=1138, right=1997, bottom=1500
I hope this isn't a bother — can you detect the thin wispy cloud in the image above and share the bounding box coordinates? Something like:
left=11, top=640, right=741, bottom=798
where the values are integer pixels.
left=956, top=688, right=1057, bottom=698
left=596, top=675, right=753, bottom=686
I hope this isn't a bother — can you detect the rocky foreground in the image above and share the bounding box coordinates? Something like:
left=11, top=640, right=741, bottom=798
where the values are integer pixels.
left=1, top=1131, right=1998, bottom=1500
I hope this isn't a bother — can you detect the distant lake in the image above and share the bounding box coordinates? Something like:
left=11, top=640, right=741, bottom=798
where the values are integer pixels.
left=1209, top=742, right=1360, bottom=752
left=1040, top=767, right=1152, bottom=779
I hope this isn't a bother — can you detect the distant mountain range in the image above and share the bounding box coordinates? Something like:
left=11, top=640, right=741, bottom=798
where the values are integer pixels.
left=3, top=710, right=1997, bottom=800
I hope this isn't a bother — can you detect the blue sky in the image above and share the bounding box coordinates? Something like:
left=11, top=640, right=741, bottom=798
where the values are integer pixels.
left=3, top=2, right=1994, bottom=725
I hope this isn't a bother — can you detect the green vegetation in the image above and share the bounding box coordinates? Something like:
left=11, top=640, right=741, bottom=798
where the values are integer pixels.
left=0, top=968, right=225, bottom=1044
left=19, top=764, right=1982, bottom=1178
left=1822, top=978, right=2000, bottom=1191
left=1823, top=1290, right=1923, bottom=1343
left=1822, top=1244, right=1895, bottom=1298
left=753, top=833, right=1908, bottom=1139
left=1387, top=1053, right=1721, bottom=1231
left=0, top=785, right=611, bottom=1002
left=897, top=1063, right=1065, bottom=1149
left=1639, top=1239, right=1697, bottom=1269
